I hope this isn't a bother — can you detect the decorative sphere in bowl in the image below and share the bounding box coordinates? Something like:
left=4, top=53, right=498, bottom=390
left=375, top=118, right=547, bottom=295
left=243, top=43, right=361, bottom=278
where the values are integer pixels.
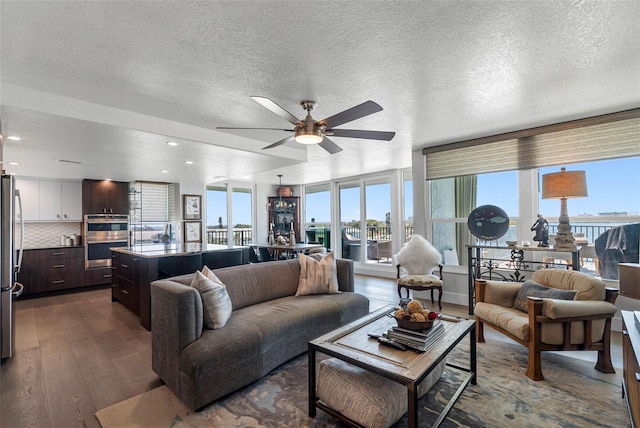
left=505, top=240, right=517, bottom=247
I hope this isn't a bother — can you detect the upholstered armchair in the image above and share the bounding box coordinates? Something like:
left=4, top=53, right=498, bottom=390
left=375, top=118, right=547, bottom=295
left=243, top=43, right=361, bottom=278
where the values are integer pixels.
left=474, top=269, right=618, bottom=380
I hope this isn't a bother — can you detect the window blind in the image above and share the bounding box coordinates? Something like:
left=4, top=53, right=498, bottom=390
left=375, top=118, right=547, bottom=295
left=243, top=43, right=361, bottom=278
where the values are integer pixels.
left=140, top=181, right=169, bottom=222
left=422, top=109, right=640, bottom=180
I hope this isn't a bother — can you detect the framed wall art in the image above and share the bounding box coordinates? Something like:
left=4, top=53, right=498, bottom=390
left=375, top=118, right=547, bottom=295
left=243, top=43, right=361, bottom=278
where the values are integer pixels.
left=183, top=194, right=202, bottom=220
left=183, top=221, right=202, bottom=243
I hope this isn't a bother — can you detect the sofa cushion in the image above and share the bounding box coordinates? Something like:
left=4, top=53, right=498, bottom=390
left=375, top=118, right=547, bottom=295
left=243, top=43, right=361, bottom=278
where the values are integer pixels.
left=395, top=234, right=441, bottom=275
left=190, top=268, right=232, bottom=329
left=532, top=269, right=606, bottom=301
left=513, top=280, right=577, bottom=313
left=475, top=302, right=530, bottom=341
left=296, top=252, right=340, bottom=296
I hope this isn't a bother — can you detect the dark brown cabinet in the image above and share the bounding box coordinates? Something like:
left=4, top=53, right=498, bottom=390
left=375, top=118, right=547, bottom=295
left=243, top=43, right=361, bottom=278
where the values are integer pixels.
left=18, top=247, right=86, bottom=295
left=268, top=196, right=300, bottom=242
left=82, top=179, right=129, bottom=214
left=111, top=251, right=140, bottom=315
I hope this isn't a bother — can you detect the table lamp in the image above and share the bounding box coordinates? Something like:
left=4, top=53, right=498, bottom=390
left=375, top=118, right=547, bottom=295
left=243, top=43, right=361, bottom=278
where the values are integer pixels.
left=541, top=167, right=588, bottom=251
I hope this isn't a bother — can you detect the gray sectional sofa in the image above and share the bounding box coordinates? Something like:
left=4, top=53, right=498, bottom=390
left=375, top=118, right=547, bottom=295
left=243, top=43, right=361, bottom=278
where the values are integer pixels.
left=150, top=257, right=369, bottom=410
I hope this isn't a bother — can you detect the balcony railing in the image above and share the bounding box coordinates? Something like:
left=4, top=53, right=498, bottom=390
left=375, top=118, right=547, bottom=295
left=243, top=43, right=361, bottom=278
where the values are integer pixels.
left=305, top=225, right=415, bottom=246
left=206, top=227, right=253, bottom=246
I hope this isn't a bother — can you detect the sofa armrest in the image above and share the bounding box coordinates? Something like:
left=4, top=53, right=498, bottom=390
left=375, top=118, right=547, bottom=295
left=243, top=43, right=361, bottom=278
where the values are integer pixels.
left=336, top=258, right=355, bottom=292
left=475, top=279, right=522, bottom=307
left=539, top=299, right=618, bottom=320
left=151, top=280, right=204, bottom=390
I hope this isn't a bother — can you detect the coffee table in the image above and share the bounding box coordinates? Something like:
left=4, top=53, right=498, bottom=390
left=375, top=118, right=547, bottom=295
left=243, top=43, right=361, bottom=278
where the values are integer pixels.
left=308, top=306, right=476, bottom=428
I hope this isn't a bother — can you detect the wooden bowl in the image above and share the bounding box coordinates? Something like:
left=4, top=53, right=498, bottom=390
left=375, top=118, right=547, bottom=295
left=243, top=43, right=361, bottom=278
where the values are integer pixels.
left=395, top=317, right=433, bottom=331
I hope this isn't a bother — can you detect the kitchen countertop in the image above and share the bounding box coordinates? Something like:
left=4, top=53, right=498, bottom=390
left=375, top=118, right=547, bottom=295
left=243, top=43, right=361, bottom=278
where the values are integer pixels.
left=23, top=245, right=85, bottom=250
left=111, top=243, right=247, bottom=258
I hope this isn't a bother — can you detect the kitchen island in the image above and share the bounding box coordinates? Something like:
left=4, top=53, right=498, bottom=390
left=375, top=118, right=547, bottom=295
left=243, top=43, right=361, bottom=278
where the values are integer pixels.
left=111, top=243, right=249, bottom=330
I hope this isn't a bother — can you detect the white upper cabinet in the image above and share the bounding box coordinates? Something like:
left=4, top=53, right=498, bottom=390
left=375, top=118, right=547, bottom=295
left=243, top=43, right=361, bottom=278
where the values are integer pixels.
left=15, top=179, right=82, bottom=221
left=15, top=179, right=40, bottom=221
left=60, top=181, right=82, bottom=220
left=39, top=180, right=62, bottom=220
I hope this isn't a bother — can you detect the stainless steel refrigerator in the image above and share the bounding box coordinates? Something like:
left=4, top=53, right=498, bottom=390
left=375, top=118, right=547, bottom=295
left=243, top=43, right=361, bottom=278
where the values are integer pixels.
left=1, top=173, right=24, bottom=359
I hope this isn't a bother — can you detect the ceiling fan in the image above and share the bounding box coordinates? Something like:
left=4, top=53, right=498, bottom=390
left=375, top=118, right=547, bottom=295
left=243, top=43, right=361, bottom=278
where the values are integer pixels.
left=216, top=96, right=395, bottom=154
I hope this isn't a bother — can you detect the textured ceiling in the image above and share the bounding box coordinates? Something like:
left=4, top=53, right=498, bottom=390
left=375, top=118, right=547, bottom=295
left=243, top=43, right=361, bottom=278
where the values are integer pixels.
left=1, top=1, right=639, bottom=186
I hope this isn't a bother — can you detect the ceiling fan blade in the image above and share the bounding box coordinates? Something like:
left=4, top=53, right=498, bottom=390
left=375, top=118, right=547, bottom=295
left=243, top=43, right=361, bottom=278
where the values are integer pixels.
left=250, top=96, right=300, bottom=126
left=262, top=135, right=295, bottom=150
left=318, top=137, right=343, bottom=154
left=319, top=100, right=383, bottom=128
left=329, top=129, right=395, bottom=141
left=216, top=127, right=294, bottom=132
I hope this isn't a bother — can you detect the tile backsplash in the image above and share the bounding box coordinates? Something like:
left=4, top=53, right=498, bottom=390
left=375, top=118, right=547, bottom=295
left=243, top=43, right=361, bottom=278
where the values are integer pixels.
left=19, top=222, right=83, bottom=248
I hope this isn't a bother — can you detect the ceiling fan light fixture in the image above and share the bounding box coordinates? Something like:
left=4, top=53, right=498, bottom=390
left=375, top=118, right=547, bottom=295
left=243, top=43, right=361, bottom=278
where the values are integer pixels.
left=294, top=129, right=323, bottom=144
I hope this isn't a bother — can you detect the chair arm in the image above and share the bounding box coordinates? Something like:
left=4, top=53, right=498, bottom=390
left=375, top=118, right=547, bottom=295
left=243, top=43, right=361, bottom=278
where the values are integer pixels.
left=475, top=279, right=522, bottom=307
left=537, top=299, right=618, bottom=320
left=605, top=287, right=619, bottom=304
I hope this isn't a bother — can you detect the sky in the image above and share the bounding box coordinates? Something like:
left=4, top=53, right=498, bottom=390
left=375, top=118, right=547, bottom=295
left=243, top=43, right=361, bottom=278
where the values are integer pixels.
left=207, top=157, right=639, bottom=227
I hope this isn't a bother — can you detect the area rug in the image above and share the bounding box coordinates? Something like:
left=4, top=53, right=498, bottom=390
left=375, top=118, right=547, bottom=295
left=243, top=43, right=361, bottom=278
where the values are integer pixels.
left=95, top=341, right=629, bottom=428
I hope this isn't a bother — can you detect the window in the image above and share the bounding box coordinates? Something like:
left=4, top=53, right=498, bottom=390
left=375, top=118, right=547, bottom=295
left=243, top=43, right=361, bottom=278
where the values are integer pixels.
left=539, top=158, right=640, bottom=278
left=206, top=186, right=228, bottom=244
left=339, top=183, right=361, bottom=261
left=403, top=170, right=413, bottom=243
left=430, top=171, right=518, bottom=266
left=129, top=181, right=175, bottom=244
left=206, top=185, right=254, bottom=245
left=304, top=183, right=331, bottom=248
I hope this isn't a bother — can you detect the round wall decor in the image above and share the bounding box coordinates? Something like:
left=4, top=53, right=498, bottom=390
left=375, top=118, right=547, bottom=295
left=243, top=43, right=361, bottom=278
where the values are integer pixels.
left=467, top=205, right=510, bottom=241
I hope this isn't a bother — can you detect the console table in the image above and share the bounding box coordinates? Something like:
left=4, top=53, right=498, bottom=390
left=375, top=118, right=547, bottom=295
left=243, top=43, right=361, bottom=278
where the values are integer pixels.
left=466, top=244, right=581, bottom=314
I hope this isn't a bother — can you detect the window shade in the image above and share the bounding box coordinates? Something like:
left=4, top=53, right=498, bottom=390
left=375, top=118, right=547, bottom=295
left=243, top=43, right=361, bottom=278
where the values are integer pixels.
left=423, top=109, right=640, bottom=180
left=140, top=182, right=169, bottom=222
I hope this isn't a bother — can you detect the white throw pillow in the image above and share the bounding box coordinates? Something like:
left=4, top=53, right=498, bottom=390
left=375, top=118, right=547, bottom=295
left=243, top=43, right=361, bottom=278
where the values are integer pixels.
left=190, top=268, right=233, bottom=329
left=296, top=252, right=341, bottom=296
left=395, top=235, right=442, bottom=275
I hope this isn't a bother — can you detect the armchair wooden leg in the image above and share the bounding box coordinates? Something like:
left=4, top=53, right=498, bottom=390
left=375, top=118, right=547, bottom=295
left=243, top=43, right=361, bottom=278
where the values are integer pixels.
left=476, top=317, right=485, bottom=343
left=595, top=349, right=615, bottom=374
left=595, top=319, right=615, bottom=374
left=526, top=344, right=544, bottom=381
left=436, top=288, right=442, bottom=312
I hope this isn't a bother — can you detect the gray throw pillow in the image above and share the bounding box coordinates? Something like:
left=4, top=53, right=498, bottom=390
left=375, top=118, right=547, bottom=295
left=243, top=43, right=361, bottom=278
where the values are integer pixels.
left=190, top=267, right=233, bottom=329
left=513, top=280, right=577, bottom=313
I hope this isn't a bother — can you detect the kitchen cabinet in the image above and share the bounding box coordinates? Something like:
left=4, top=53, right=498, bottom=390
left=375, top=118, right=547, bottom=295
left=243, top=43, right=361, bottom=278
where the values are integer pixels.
left=39, top=180, right=82, bottom=221
left=111, top=251, right=140, bottom=315
left=18, top=247, right=86, bottom=294
left=15, top=179, right=82, bottom=221
left=82, top=179, right=129, bottom=215
left=15, top=179, right=40, bottom=221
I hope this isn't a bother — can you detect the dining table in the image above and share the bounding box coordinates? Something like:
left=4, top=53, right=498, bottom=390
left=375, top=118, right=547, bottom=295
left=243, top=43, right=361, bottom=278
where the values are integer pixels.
left=255, top=242, right=326, bottom=260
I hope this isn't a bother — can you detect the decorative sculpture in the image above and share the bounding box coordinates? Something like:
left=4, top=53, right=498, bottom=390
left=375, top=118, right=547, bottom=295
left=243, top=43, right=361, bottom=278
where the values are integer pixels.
left=531, top=214, right=549, bottom=247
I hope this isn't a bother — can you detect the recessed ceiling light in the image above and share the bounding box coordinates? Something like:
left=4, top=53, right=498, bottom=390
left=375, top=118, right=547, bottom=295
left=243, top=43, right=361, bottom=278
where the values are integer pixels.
left=161, top=170, right=168, bottom=173
left=6, top=135, right=21, bottom=141
left=166, top=141, right=178, bottom=146
left=104, top=178, right=112, bottom=181
left=9, top=162, right=19, bottom=166
left=185, top=161, right=193, bottom=165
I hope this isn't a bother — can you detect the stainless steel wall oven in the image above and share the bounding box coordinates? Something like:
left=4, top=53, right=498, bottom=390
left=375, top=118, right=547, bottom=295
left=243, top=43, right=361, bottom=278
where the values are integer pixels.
left=84, top=214, right=129, bottom=268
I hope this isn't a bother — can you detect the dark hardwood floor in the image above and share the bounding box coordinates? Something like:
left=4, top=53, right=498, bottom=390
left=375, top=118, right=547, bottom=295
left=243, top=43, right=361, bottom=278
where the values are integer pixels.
left=0, top=275, right=623, bottom=428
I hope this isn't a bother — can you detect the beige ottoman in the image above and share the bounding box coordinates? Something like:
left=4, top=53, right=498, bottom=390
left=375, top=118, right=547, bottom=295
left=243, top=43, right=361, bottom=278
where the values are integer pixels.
left=317, top=358, right=446, bottom=428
